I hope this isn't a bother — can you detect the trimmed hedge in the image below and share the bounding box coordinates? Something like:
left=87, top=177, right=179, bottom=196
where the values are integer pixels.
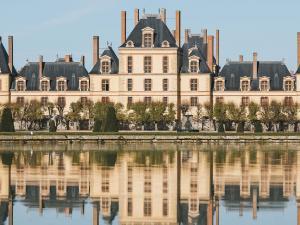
left=0, top=107, right=15, bottom=132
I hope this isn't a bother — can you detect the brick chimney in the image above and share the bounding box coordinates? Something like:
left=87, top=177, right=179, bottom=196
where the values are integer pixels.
left=202, top=29, right=207, bottom=44
left=39, top=55, right=43, bottom=80
left=207, top=35, right=214, bottom=72
left=64, top=54, right=72, bottom=62
left=8, top=36, right=13, bottom=73
left=184, top=29, right=190, bottom=44
left=239, top=55, right=244, bottom=62
left=160, top=8, right=166, bottom=23
left=134, top=8, right=139, bottom=26
left=93, top=36, right=99, bottom=66
left=216, top=30, right=220, bottom=66
left=81, top=55, right=85, bottom=66
left=253, top=52, right=258, bottom=80
left=297, top=32, right=300, bottom=67
left=175, top=10, right=181, bottom=47
left=121, top=11, right=127, bottom=44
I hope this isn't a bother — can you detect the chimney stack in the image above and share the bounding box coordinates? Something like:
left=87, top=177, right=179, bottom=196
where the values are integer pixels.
left=160, top=8, right=166, bottom=23
left=253, top=52, right=258, bottom=80
left=8, top=36, right=13, bottom=73
left=81, top=55, right=85, bottom=66
left=239, top=55, right=244, bottom=62
left=64, top=54, right=72, bottom=62
left=134, top=9, right=139, bottom=26
left=207, top=35, right=214, bottom=72
left=175, top=10, right=181, bottom=47
left=121, top=11, right=127, bottom=44
left=202, top=29, right=207, bottom=44
left=184, top=29, right=190, bottom=44
left=93, top=36, right=99, bottom=66
left=297, top=32, right=300, bottom=67
left=216, top=30, right=220, bottom=66
left=39, top=55, right=43, bottom=79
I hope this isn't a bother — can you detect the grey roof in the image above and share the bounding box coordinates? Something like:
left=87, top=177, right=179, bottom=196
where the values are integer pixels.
left=16, top=60, right=88, bottom=91
left=90, top=46, right=119, bottom=74
left=181, top=35, right=211, bottom=73
left=219, top=61, right=291, bottom=91
left=120, top=17, right=177, bottom=48
left=0, top=41, right=17, bottom=75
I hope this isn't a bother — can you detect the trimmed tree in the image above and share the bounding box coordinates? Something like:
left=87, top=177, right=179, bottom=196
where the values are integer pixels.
left=93, top=119, right=102, bottom=132
left=102, top=106, right=119, bottom=132
left=49, top=120, right=57, bottom=132
left=1, top=107, right=15, bottom=132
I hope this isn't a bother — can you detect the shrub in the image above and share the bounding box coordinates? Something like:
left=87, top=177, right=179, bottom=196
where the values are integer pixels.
left=93, top=119, right=102, bottom=132
left=254, top=121, right=263, bottom=133
left=237, top=122, right=244, bottom=133
left=217, top=122, right=225, bottom=133
left=49, top=120, right=57, bottom=132
left=0, top=107, right=15, bottom=132
left=102, top=106, right=119, bottom=132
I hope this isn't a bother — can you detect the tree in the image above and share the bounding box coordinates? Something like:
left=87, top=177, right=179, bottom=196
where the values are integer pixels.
left=164, top=103, right=176, bottom=129
left=1, top=107, right=15, bottom=132
left=102, top=106, right=119, bottom=132
left=93, top=119, right=102, bottom=132
left=213, top=102, right=227, bottom=133
left=226, top=102, right=246, bottom=132
left=260, top=104, right=272, bottom=132
left=149, top=102, right=166, bottom=130
left=130, top=102, right=149, bottom=130
left=49, top=120, right=57, bottom=132
left=65, top=102, right=83, bottom=130
left=248, top=102, right=262, bottom=133
left=204, top=102, right=214, bottom=131
left=283, top=102, right=299, bottom=132
left=193, top=104, right=203, bottom=130
left=270, top=100, right=285, bottom=132
left=24, top=100, right=44, bottom=130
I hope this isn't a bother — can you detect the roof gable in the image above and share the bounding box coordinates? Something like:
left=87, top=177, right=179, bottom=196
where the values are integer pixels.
left=90, top=47, right=119, bottom=74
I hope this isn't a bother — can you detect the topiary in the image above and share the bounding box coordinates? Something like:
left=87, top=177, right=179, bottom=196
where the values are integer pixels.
left=0, top=107, right=15, bottom=132
left=93, top=119, right=102, bottom=132
left=49, top=120, right=57, bottom=132
left=217, top=122, right=225, bottom=133
left=254, top=120, right=263, bottom=133
left=102, top=106, right=119, bottom=132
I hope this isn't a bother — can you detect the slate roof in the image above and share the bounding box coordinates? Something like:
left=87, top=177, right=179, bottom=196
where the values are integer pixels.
left=120, top=16, right=177, bottom=48
left=0, top=40, right=17, bottom=75
left=181, top=35, right=211, bottom=73
left=219, top=61, right=291, bottom=91
left=90, top=46, right=119, bottom=74
left=16, top=60, right=88, bottom=91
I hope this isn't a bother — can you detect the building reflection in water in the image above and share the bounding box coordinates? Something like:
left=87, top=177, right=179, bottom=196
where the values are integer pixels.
left=0, top=146, right=298, bottom=225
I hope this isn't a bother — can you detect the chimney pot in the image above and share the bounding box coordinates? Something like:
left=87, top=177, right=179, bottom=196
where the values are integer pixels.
left=253, top=52, right=258, bottom=80
left=8, top=36, right=13, bottom=73
left=216, top=30, right=220, bottom=66
left=239, top=55, right=244, bottom=62
left=202, top=29, right=207, bottom=44
left=121, top=11, right=127, bottom=44
left=64, top=54, right=72, bottom=62
left=93, top=36, right=99, bottom=66
left=134, top=9, right=139, bottom=26
left=175, top=10, right=181, bottom=47
left=184, top=29, right=190, bottom=44
left=160, top=8, right=166, bottom=23
left=207, top=35, right=214, bottom=72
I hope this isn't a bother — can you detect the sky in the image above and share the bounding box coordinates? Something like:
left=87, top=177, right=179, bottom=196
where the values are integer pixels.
left=0, top=0, right=299, bottom=72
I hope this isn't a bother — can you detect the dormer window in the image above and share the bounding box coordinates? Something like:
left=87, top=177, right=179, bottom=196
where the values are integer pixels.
left=142, top=27, right=154, bottom=48
left=240, top=77, right=250, bottom=91
left=162, top=40, right=169, bottom=48
left=215, top=77, right=225, bottom=91
left=57, top=78, right=66, bottom=91
left=259, top=77, right=269, bottom=91
left=41, top=80, right=49, bottom=91
left=190, top=60, right=198, bottom=73
left=17, top=80, right=25, bottom=91
left=101, top=61, right=110, bottom=74
left=126, top=40, right=135, bottom=48
left=80, top=79, right=89, bottom=91
left=283, top=77, right=294, bottom=91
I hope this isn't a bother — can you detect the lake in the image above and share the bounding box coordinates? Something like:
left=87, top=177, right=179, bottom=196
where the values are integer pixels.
left=0, top=143, right=298, bottom=225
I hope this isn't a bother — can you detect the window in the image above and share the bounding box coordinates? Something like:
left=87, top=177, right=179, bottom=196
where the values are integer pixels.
left=102, top=97, right=110, bottom=103
left=41, top=97, right=48, bottom=106
left=128, top=56, right=133, bottom=73
left=127, top=97, right=133, bottom=106
left=284, top=97, right=293, bottom=106
left=260, top=80, right=268, bottom=91
left=144, top=198, right=152, bottom=216
left=57, top=97, right=66, bottom=107
left=241, top=80, right=249, bottom=91
left=190, top=60, right=198, bottom=73
left=163, top=97, right=168, bottom=105
left=144, top=33, right=152, bottom=48
left=191, top=181, right=197, bottom=193
left=162, top=79, right=168, bottom=91
left=190, top=79, right=198, bottom=91
left=216, top=97, right=224, bottom=104
left=16, top=97, right=24, bottom=106
left=57, top=80, right=65, bottom=91
left=144, top=57, right=152, bottom=73
left=215, top=80, right=223, bottom=91
left=191, top=97, right=198, bottom=106
left=102, top=61, right=110, bottom=74
left=163, top=56, right=168, bottom=73
left=144, top=79, right=152, bottom=91
left=260, top=97, right=269, bottom=107
left=163, top=199, right=168, bottom=216
left=144, top=168, right=151, bottom=193
left=102, top=79, right=109, bottom=91
left=101, top=168, right=109, bottom=192
left=81, top=97, right=87, bottom=105
left=80, top=80, right=88, bottom=91
left=144, top=97, right=152, bottom=104
left=285, top=80, right=293, bottom=91
left=127, top=79, right=133, bottom=91
left=241, top=97, right=249, bottom=107
left=128, top=198, right=133, bottom=216
left=128, top=167, right=133, bottom=192
left=41, top=80, right=48, bottom=91
left=17, top=80, right=25, bottom=91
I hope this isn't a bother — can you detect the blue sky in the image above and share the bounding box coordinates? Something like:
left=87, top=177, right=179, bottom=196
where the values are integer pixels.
left=1, top=0, right=299, bottom=72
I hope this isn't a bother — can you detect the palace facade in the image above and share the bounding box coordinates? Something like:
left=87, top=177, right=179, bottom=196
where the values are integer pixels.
left=0, top=8, right=299, bottom=118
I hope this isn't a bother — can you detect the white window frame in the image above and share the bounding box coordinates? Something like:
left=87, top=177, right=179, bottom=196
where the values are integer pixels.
left=79, top=77, right=89, bottom=91
left=56, top=77, right=67, bottom=91
left=142, top=27, right=154, bottom=48
left=240, top=77, right=250, bottom=91
left=214, top=77, right=225, bottom=91
left=15, top=76, right=26, bottom=91
left=189, top=56, right=200, bottom=73
left=283, top=76, right=294, bottom=91
left=40, top=77, right=50, bottom=91
left=259, top=76, right=270, bottom=91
